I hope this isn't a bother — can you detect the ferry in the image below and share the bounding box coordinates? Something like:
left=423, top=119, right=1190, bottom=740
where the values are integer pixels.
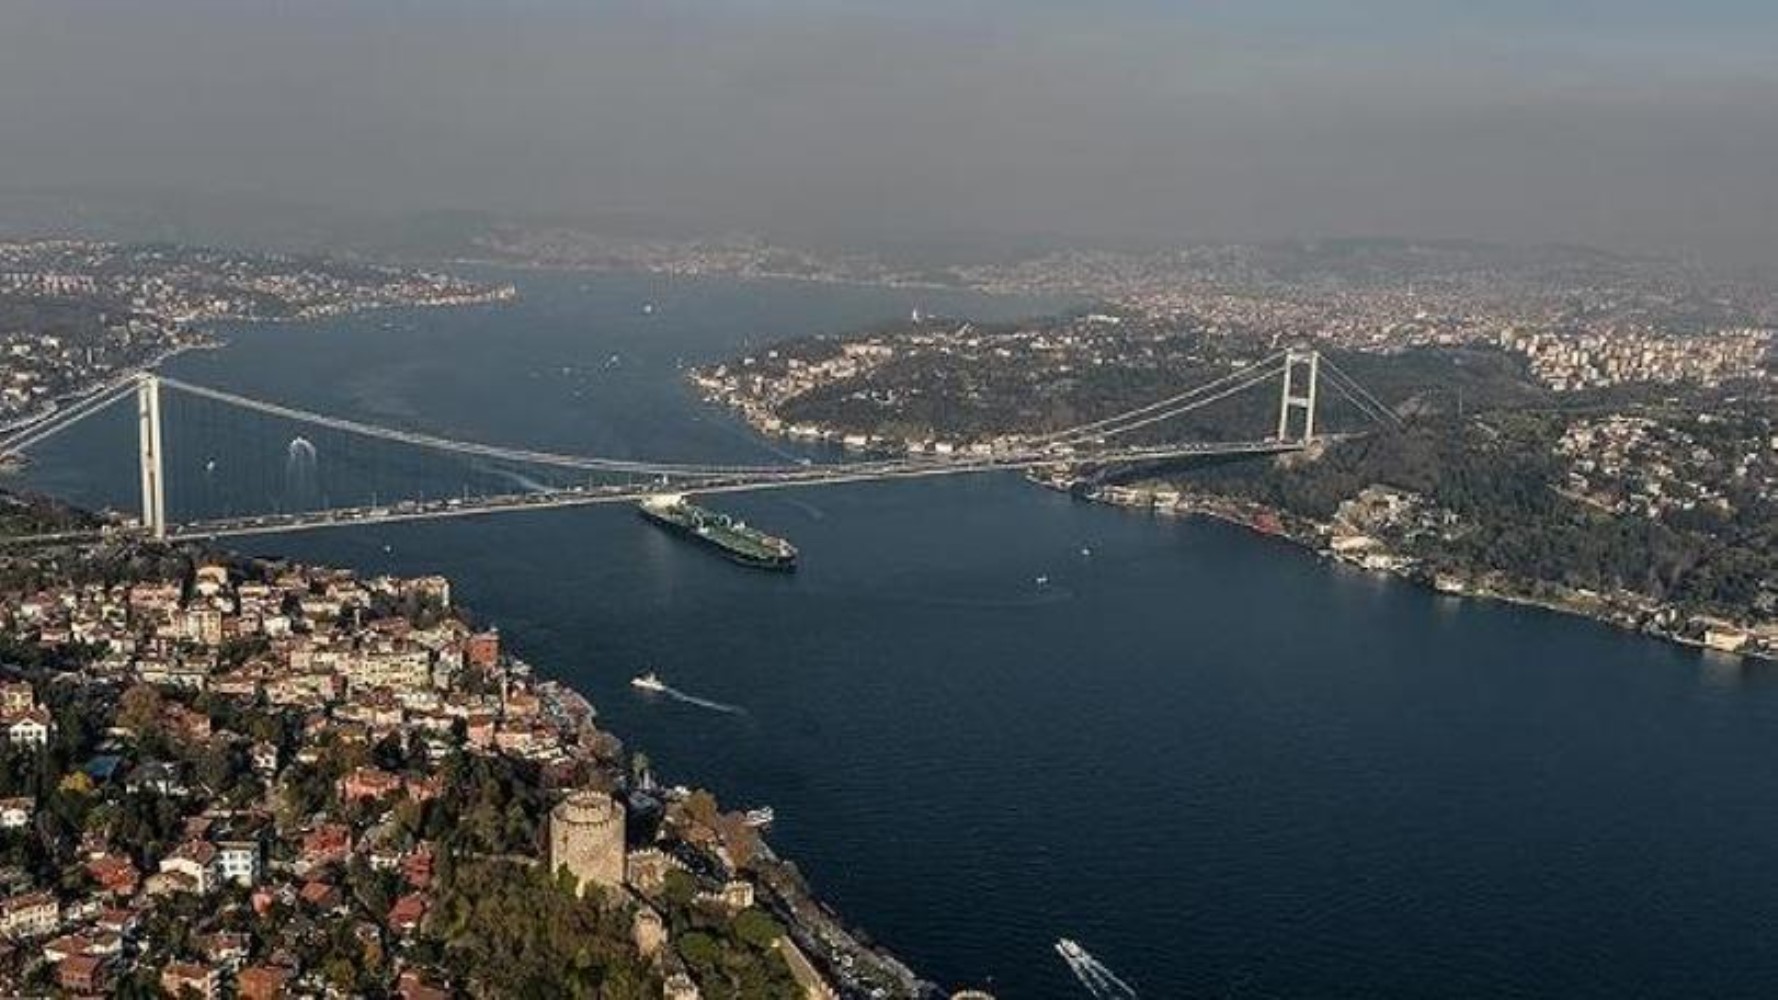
left=743, top=806, right=775, bottom=828
left=630, top=671, right=667, bottom=693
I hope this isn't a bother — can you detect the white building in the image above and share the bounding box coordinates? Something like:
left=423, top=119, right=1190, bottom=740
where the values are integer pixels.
left=215, top=840, right=261, bottom=887
left=4, top=709, right=52, bottom=748
left=0, top=891, right=58, bottom=938
left=0, top=798, right=32, bottom=829
left=158, top=841, right=218, bottom=895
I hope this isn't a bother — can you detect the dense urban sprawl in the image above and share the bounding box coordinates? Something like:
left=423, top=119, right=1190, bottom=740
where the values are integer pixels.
left=0, top=544, right=935, bottom=999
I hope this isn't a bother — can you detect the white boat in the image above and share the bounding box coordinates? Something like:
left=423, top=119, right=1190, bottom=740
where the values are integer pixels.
left=1055, top=938, right=1086, bottom=962
left=743, top=806, right=775, bottom=827
left=631, top=672, right=667, bottom=692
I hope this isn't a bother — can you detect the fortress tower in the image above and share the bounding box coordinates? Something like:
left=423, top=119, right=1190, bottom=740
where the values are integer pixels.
left=548, top=789, right=626, bottom=895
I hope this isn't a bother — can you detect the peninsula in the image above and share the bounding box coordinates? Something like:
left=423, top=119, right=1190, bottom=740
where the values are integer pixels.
left=694, top=241, right=1778, bottom=660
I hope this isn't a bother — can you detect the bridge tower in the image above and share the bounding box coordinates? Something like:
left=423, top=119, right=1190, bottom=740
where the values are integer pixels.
left=136, top=373, right=166, bottom=539
left=1276, top=349, right=1320, bottom=445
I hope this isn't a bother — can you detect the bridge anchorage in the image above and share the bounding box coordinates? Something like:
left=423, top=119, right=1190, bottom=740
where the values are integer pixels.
left=0, top=348, right=1395, bottom=546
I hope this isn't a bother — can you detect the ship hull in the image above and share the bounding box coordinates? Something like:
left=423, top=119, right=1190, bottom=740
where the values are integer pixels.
left=638, top=503, right=798, bottom=571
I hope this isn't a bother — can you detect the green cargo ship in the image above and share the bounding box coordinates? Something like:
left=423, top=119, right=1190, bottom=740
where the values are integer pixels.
left=638, top=494, right=798, bottom=571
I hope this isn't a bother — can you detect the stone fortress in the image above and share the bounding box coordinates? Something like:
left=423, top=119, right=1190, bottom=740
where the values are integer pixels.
left=548, top=788, right=627, bottom=895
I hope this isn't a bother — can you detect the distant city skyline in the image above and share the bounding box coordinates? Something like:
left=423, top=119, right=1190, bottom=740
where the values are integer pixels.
left=0, top=0, right=1774, bottom=263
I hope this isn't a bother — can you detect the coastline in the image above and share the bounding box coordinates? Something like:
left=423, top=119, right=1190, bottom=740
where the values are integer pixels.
left=0, top=283, right=516, bottom=444
left=439, top=255, right=953, bottom=291
left=696, top=356, right=1777, bottom=671
left=0, top=503, right=935, bottom=996
left=439, top=254, right=1057, bottom=299
left=523, top=647, right=934, bottom=998
left=9, top=260, right=1767, bottom=995
left=0, top=338, right=216, bottom=440
left=1069, top=483, right=1778, bottom=665
left=233, top=281, right=518, bottom=324
left=0, top=276, right=934, bottom=996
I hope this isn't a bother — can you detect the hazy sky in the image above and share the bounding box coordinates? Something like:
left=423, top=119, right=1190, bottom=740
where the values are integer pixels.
left=1, top=0, right=1775, bottom=260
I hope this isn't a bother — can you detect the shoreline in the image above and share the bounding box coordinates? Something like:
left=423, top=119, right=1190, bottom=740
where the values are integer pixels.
left=0, top=338, right=217, bottom=442
left=0, top=267, right=941, bottom=994
left=694, top=362, right=1776, bottom=671
left=12, top=260, right=1756, bottom=995
left=0, top=284, right=518, bottom=444
left=437, top=257, right=1090, bottom=312
left=214, top=287, right=934, bottom=994
left=1071, top=484, right=1777, bottom=666
left=0, top=536, right=933, bottom=996
left=226, top=282, right=518, bottom=324
left=521, top=649, right=935, bottom=998
left=438, top=255, right=969, bottom=293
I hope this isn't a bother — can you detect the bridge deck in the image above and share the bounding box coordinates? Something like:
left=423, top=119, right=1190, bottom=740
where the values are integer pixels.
left=1, top=437, right=1320, bottom=546
left=0, top=352, right=1394, bottom=548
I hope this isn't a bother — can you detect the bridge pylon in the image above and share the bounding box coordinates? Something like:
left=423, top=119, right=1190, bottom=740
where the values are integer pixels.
left=1276, top=349, right=1319, bottom=446
left=137, top=373, right=166, bottom=540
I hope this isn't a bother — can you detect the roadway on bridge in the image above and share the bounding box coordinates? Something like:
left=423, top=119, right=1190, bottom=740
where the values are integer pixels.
left=0, top=348, right=1395, bottom=547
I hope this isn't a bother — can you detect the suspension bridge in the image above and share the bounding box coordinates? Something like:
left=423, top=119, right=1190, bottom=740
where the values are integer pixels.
left=0, top=347, right=1396, bottom=546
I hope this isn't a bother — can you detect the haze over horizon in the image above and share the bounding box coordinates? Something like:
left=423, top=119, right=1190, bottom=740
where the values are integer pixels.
left=1, top=0, right=1774, bottom=263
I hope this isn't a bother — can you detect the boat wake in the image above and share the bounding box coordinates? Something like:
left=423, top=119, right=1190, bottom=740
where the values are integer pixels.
left=781, top=497, right=826, bottom=521
left=648, top=683, right=746, bottom=715
left=1055, top=939, right=1138, bottom=999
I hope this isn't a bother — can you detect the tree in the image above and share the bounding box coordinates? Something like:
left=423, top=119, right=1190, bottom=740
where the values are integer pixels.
left=193, top=742, right=253, bottom=803
left=117, top=683, right=163, bottom=736
left=682, top=790, right=720, bottom=827
left=678, top=930, right=721, bottom=969
left=425, top=859, right=655, bottom=998
left=661, top=869, right=697, bottom=911
left=732, top=909, right=785, bottom=950
left=371, top=730, right=407, bottom=772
